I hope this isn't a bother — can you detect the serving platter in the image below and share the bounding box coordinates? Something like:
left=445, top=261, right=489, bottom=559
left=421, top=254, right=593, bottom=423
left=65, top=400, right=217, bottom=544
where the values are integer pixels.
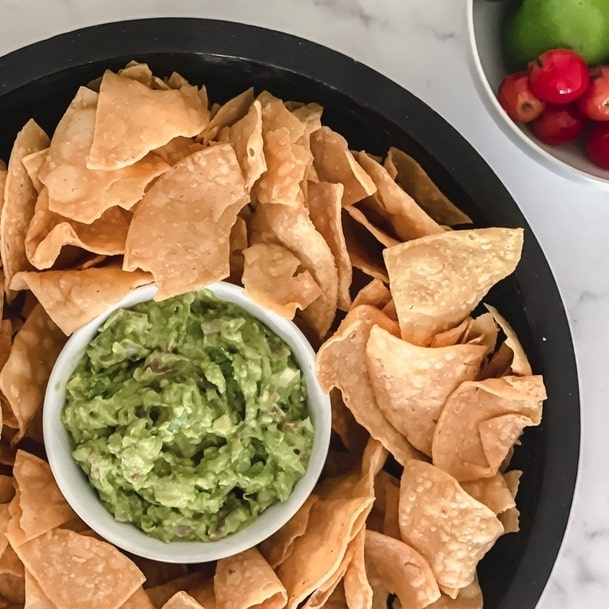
left=0, top=18, right=580, bottom=609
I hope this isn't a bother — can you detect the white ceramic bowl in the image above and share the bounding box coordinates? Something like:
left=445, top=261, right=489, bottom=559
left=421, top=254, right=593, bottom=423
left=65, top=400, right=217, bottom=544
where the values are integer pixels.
left=466, top=0, right=609, bottom=187
left=43, top=281, right=331, bottom=563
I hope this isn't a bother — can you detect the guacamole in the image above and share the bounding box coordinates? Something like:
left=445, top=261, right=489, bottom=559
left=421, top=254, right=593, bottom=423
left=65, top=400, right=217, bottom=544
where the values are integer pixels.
left=62, top=289, right=314, bottom=543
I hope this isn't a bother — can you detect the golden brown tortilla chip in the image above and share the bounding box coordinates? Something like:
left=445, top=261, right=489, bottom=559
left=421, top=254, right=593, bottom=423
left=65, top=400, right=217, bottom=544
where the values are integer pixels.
left=24, top=188, right=131, bottom=270
left=365, top=324, right=487, bottom=455
left=460, top=473, right=516, bottom=516
left=258, top=493, right=318, bottom=569
left=221, top=99, right=266, bottom=190
left=310, top=128, right=376, bottom=206
left=0, top=304, right=65, bottom=443
left=15, top=528, right=145, bottom=609
left=9, top=450, right=76, bottom=547
left=249, top=201, right=338, bottom=339
left=11, top=266, right=153, bottom=335
left=384, top=228, right=524, bottom=346
left=242, top=243, right=321, bottom=318
left=38, top=87, right=169, bottom=224
left=161, top=591, right=205, bottom=609
left=357, top=152, right=443, bottom=242
left=124, top=144, right=248, bottom=300
left=432, top=375, right=546, bottom=481
left=343, top=528, right=372, bottom=609
left=316, top=306, right=422, bottom=466
left=365, top=530, right=440, bottom=609
left=21, top=148, right=48, bottom=194
left=306, top=181, right=352, bottom=311
left=1, top=119, right=50, bottom=294
left=342, top=214, right=388, bottom=283
left=88, top=70, right=207, bottom=170
left=398, top=460, right=503, bottom=590
left=498, top=471, right=522, bottom=533
left=215, top=548, right=286, bottom=609
left=202, top=88, right=255, bottom=143
left=384, top=147, right=472, bottom=226
left=277, top=496, right=374, bottom=609
left=344, top=205, right=399, bottom=248
left=24, top=569, right=57, bottom=609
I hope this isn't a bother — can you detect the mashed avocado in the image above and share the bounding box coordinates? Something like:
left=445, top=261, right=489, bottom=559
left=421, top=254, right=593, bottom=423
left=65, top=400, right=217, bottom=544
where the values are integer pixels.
left=62, top=289, right=313, bottom=543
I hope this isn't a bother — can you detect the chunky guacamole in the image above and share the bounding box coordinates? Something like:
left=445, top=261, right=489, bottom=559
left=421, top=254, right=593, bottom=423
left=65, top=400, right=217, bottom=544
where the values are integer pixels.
left=62, top=289, right=314, bottom=543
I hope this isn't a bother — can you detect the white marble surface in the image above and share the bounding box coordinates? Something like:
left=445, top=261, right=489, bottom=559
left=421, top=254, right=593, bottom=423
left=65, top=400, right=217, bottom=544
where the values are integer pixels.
left=0, top=1, right=606, bottom=607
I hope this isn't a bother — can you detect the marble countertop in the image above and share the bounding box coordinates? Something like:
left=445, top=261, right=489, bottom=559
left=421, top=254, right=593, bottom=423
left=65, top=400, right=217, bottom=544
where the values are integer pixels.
left=0, top=0, right=605, bottom=607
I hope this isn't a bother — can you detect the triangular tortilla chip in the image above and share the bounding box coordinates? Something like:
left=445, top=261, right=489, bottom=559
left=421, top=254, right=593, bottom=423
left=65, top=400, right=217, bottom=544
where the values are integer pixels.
left=398, top=460, right=503, bottom=590
left=384, top=228, right=524, bottom=346
left=384, top=147, right=472, bottom=226
left=1, top=119, right=50, bottom=294
left=38, top=87, right=169, bottom=223
left=316, top=305, right=422, bottom=466
left=11, top=266, right=153, bottom=335
left=309, top=128, right=376, bottom=206
left=366, top=325, right=488, bottom=455
left=201, top=88, right=255, bottom=142
left=432, top=375, right=546, bottom=481
left=87, top=70, right=207, bottom=170
left=124, top=144, right=248, bottom=300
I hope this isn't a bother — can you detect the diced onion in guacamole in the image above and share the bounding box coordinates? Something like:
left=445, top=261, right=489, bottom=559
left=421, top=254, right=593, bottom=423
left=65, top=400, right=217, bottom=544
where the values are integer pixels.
left=62, top=289, right=314, bottom=543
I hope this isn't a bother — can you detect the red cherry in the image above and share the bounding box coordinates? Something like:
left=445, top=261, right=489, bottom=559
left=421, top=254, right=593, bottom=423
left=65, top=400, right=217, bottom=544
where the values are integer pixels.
left=578, top=66, right=609, bottom=121
left=530, top=104, right=588, bottom=146
left=498, top=71, right=546, bottom=122
left=586, top=122, right=609, bottom=169
left=528, top=49, right=589, bottom=104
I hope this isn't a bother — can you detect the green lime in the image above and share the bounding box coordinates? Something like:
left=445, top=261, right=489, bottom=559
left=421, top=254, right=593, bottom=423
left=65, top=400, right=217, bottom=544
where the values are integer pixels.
left=503, top=0, right=609, bottom=70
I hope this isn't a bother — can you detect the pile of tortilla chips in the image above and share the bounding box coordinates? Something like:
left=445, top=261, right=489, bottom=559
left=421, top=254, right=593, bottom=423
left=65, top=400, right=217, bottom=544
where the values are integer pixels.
left=0, top=61, right=546, bottom=609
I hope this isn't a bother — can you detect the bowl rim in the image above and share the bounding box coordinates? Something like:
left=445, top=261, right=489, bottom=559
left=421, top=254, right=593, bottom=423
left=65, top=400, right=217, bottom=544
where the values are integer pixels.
left=43, top=281, right=332, bottom=563
left=465, top=0, right=609, bottom=188
left=0, top=17, right=580, bottom=607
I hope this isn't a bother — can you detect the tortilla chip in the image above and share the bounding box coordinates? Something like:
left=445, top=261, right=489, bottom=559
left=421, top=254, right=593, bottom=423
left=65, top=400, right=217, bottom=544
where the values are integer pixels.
left=384, top=228, right=524, bottom=346
left=146, top=568, right=215, bottom=609
left=350, top=279, right=391, bottom=310
left=357, top=152, right=443, bottom=242
left=484, top=304, right=532, bottom=376
left=201, top=88, right=255, bottom=142
left=432, top=375, right=546, bottom=481
left=462, top=312, right=499, bottom=353
left=258, top=493, right=318, bottom=569
left=153, top=137, right=205, bottom=166
left=306, top=181, right=352, bottom=310
left=329, top=390, right=369, bottom=457
left=365, top=325, right=488, bottom=455
left=249, top=201, right=338, bottom=339
left=119, top=61, right=169, bottom=89
left=384, top=147, right=472, bottom=226
left=343, top=528, right=372, bottom=609
left=316, top=306, right=422, bottom=466
left=12, top=266, right=153, bottom=335
left=424, top=578, right=483, bottom=609
left=498, top=470, right=522, bottom=533
left=277, top=496, right=374, bottom=609
left=21, top=149, right=48, bottom=194
left=398, top=460, right=503, bottom=590
left=301, top=529, right=361, bottom=609
left=309, top=128, right=376, bottom=206
left=24, top=569, right=56, bottom=609
left=0, top=304, right=65, bottom=442
left=258, top=91, right=307, bottom=143
left=344, top=206, right=399, bottom=248
left=461, top=472, right=517, bottom=521
left=87, top=70, right=206, bottom=170
left=9, top=450, right=76, bottom=547
left=242, top=243, right=321, bottom=318
left=15, top=528, right=145, bottom=609
left=215, top=548, right=286, bottom=609
left=221, top=99, right=266, bottom=190
left=161, top=592, right=205, bottom=609
left=254, top=127, right=311, bottom=207
left=24, top=188, right=130, bottom=270
left=124, top=144, right=248, bottom=300
left=365, top=530, right=439, bottom=609
left=1, top=120, right=50, bottom=294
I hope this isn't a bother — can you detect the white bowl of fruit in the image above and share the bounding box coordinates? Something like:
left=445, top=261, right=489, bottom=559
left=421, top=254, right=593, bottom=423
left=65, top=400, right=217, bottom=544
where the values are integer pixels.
left=467, top=0, right=609, bottom=186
